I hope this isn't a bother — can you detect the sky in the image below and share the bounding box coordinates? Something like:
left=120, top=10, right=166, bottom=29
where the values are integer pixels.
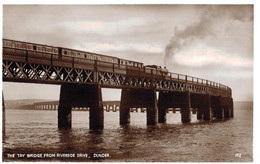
left=2, top=5, right=253, bottom=101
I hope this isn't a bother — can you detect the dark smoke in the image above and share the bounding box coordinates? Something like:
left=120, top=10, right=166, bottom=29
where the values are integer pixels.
left=164, top=5, right=253, bottom=68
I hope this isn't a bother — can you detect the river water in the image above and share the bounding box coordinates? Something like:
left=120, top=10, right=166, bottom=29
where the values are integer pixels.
left=2, top=102, right=253, bottom=162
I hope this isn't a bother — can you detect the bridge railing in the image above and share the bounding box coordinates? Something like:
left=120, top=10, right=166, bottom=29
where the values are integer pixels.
left=124, top=64, right=231, bottom=96
left=3, top=47, right=231, bottom=96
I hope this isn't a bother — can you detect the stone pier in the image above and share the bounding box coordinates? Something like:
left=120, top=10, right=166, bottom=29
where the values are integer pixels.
left=180, top=92, right=191, bottom=123
left=197, top=107, right=203, bottom=120
left=120, top=88, right=158, bottom=125
left=203, top=94, right=212, bottom=121
left=222, top=97, right=233, bottom=119
left=231, top=98, right=234, bottom=118
left=2, top=92, right=5, bottom=136
left=211, top=96, right=223, bottom=120
left=158, top=91, right=191, bottom=123
left=58, top=84, right=103, bottom=130
left=190, top=94, right=212, bottom=121
left=224, top=106, right=231, bottom=118
left=158, top=91, right=167, bottom=123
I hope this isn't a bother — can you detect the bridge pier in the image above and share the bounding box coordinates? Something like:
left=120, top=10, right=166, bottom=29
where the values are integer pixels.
left=58, top=84, right=72, bottom=128
left=224, top=106, right=231, bottom=118
left=120, top=89, right=130, bottom=125
left=158, top=91, right=191, bottom=123
left=180, top=92, right=191, bottom=123
left=158, top=91, right=167, bottom=123
left=158, top=106, right=167, bottom=123
left=58, top=84, right=103, bottom=130
left=211, top=96, right=223, bottom=119
left=89, top=84, right=103, bottom=130
left=120, top=88, right=158, bottom=125
left=221, top=97, right=233, bottom=119
left=202, top=94, right=212, bottom=121
left=2, top=92, right=5, bottom=136
left=197, top=108, right=203, bottom=120
left=191, top=94, right=212, bottom=121
left=231, top=99, right=234, bottom=118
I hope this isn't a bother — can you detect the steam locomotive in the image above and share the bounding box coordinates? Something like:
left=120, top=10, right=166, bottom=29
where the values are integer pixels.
left=3, top=39, right=168, bottom=75
left=145, top=65, right=169, bottom=76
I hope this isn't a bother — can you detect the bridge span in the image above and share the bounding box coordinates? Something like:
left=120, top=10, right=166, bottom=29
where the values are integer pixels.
left=33, top=100, right=122, bottom=112
left=33, top=100, right=194, bottom=113
left=2, top=39, right=233, bottom=130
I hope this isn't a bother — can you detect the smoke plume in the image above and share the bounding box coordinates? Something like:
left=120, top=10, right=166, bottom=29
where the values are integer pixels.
left=164, top=5, right=253, bottom=68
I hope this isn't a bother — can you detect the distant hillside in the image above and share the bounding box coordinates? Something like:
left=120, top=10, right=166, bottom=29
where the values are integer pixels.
left=3, top=99, right=57, bottom=109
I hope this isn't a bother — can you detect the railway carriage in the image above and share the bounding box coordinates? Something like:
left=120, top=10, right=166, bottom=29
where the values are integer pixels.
left=3, top=39, right=159, bottom=76
left=3, top=39, right=145, bottom=67
left=58, top=47, right=119, bottom=64
left=3, top=39, right=59, bottom=54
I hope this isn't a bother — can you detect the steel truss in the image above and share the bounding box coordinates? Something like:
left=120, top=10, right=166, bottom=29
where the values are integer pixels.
left=3, top=61, right=94, bottom=84
left=2, top=47, right=231, bottom=97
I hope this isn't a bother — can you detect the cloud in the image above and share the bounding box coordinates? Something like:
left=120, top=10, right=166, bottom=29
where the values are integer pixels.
left=74, top=43, right=162, bottom=54
left=215, top=70, right=253, bottom=79
left=174, top=44, right=252, bottom=67
left=61, top=18, right=145, bottom=35
left=164, top=5, right=253, bottom=67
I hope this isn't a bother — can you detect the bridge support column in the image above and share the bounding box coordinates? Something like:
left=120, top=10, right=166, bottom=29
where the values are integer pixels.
left=197, top=108, right=203, bottom=120
left=191, top=94, right=212, bottom=121
left=224, top=106, right=231, bottom=118
left=158, top=107, right=167, bottom=123
left=120, top=89, right=130, bottom=125
left=147, top=105, right=158, bottom=125
left=216, top=106, right=224, bottom=120
left=89, top=85, right=103, bottom=130
left=58, top=84, right=103, bottom=130
left=211, top=96, right=223, bottom=120
left=120, top=88, right=158, bottom=126
left=230, top=98, right=234, bottom=118
left=2, top=92, right=5, bottom=137
left=221, top=97, right=232, bottom=119
left=203, top=107, right=211, bottom=121
left=202, top=94, right=212, bottom=121
left=58, top=85, right=72, bottom=129
left=158, top=92, right=167, bottom=123
left=180, top=92, right=191, bottom=123
left=158, top=91, right=191, bottom=123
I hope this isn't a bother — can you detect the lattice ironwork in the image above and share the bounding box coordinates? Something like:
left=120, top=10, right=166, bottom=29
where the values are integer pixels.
left=2, top=61, right=94, bottom=84
left=2, top=47, right=232, bottom=98
left=98, top=72, right=125, bottom=86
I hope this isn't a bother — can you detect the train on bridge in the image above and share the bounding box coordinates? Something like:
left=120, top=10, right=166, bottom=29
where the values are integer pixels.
left=3, top=39, right=169, bottom=76
left=2, top=38, right=233, bottom=130
left=3, top=38, right=232, bottom=96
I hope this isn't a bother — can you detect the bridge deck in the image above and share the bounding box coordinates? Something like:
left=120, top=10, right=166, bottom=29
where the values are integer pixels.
left=2, top=47, right=231, bottom=98
left=2, top=44, right=234, bottom=130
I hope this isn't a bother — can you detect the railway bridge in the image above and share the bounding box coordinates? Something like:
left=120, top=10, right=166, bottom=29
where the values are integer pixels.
left=2, top=42, right=233, bottom=130
left=33, top=100, right=121, bottom=112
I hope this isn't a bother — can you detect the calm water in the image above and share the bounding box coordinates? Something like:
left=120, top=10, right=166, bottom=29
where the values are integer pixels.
left=2, top=102, right=253, bottom=162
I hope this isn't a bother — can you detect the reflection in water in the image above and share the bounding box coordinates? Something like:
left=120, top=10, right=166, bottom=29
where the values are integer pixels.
left=58, top=129, right=75, bottom=153
left=2, top=102, right=253, bottom=162
left=87, top=130, right=104, bottom=150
